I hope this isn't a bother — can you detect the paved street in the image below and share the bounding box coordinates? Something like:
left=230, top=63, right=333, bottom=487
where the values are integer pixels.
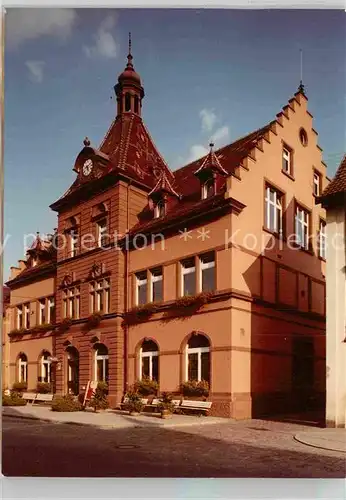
left=2, top=415, right=345, bottom=478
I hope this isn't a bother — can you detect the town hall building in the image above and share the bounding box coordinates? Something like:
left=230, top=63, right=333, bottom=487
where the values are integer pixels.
left=5, top=41, right=328, bottom=419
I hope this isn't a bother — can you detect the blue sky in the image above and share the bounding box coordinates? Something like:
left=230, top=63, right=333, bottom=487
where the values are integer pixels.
left=4, top=8, right=345, bottom=277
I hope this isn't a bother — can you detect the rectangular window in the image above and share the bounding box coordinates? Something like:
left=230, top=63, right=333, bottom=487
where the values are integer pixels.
left=181, top=258, right=196, bottom=296
left=16, top=306, right=23, bottom=329
left=295, top=205, right=310, bottom=250
left=265, top=185, right=283, bottom=235
left=69, top=230, right=78, bottom=257
left=39, top=299, right=46, bottom=325
left=97, top=219, right=108, bottom=247
left=136, top=272, right=147, bottom=305
left=47, top=296, right=55, bottom=324
left=282, top=146, right=292, bottom=176
left=24, top=303, right=30, bottom=329
left=202, top=179, right=215, bottom=200
left=62, top=287, right=80, bottom=319
left=319, top=220, right=326, bottom=259
left=313, top=171, right=321, bottom=197
left=150, top=268, right=163, bottom=302
left=90, top=278, right=110, bottom=314
left=200, top=253, right=215, bottom=292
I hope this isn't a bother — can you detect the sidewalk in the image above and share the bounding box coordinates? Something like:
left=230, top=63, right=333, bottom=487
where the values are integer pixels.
left=295, top=428, right=346, bottom=453
left=2, top=405, right=227, bottom=429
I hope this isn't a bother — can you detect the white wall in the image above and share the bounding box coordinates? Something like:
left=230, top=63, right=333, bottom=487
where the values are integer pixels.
left=326, top=205, right=346, bottom=427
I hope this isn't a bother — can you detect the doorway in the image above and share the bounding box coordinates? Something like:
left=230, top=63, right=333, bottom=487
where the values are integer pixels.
left=66, top=346, right=79, bottom=395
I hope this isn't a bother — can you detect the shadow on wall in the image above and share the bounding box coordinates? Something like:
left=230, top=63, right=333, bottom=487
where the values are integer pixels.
left=242, top=197, right=326, bottom=420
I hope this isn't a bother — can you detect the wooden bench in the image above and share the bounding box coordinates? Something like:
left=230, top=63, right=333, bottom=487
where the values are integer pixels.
left=22, top=392, right=37, bottom=404
left=120, top=397, right=148, bottom=409
left=180, top=400, right=212, bottom=416
left=34, top=394, right=54, bottom=404
left=149, top=398, right=181, bottom=412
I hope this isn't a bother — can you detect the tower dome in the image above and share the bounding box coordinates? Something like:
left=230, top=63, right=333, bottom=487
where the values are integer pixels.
left=114, top=32, right=144, bottom=118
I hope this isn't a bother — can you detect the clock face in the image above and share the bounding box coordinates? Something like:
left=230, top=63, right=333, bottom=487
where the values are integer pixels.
left=82, top=159, right=93, bottom=176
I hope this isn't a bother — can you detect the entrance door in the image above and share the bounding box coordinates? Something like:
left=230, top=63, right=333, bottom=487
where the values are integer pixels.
left=67, top=347, right=79, bottom=395
left=292, top=337, right=314, bottom=411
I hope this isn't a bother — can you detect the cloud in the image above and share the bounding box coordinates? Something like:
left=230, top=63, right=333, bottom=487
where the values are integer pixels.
left=186, top=144, right=209, bottom=164
left=25, top=60, right=45, bottom=83
left=199, top=109, right=217, bottom=133
left=6, top=8, right=77, bottom=48
left=211, top=126, right=230, bottom=147
left=83, top=15, right=117, bottom=59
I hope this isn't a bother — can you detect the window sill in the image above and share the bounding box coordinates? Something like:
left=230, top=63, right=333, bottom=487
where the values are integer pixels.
left=262, top=226, right=285, bottom=240
left=318, top=255, right=326, bottom=262
left=292, top=244, right=314, bottom=256
left=281, top=170, right=295, bottom=181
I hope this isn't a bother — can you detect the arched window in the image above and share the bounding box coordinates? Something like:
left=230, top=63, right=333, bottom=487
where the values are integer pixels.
left=201, top=179, right=215, bottom=200
left=125, top=93, right=131, bottom=112
left=186, top=334, right=210, bottom=383
left=134, top=96, right=139, bottom=114
left=154, top=199, right=165, bottom=219
left=94, top=343, right=109, bottom=383
left=39, top=351, right=52, bottom=383
left=18, top=353, right=28, bottom=383
left=139, top=339, right=159, bottom=381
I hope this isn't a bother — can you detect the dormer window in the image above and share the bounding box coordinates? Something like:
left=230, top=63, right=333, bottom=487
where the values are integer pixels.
left=154, top=199, right=165, bottom=219
left=201, top=179, right=215, bottom=200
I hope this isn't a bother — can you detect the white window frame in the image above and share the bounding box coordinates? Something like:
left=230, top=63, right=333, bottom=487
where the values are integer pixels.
left=149, top=268, right=163, bottom=302
left=313, top=171, right=321, bottom=197
left=90, top=278, right=110, bottom=314
left=154, top=200, right=165, bottom=219
left=69, top=230, right=78, bottom=257
left=139, top=348, right=159, bottom=380
left=136, top=273, right=148, bottom=305
left=63, top=286, right=80, bottom=319
left=295, top=205, right=310, bottom=250
left=319, top=220, right=326, bottom=259
left=181, top=259, right=196, bottom=296
left=16, top=306, right=23, bottom=329
left=97, top=219, right=108, bottom=247
left=265, top=185, right=283, bottom=235
left=201, top=179, right=214, bottom=200
left=282, top=147, right=292, bottom=175
left=200, top=253, right=215, bottom=292
left=39, top=299, right=46, bottom=325
left=41, top=353, right=51, bottom=383
left=24, top=303, right=30, bottom=329
left=47, top=296, right=55, bottom=324
left=18, top=355, right=28, bottom=383
left=94, top=347, right=109, bottom=382
left=185, top=346, right=210, bottom=382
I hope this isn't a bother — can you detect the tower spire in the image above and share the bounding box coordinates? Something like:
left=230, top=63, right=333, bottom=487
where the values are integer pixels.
left=126, top=31, right=133, bottom=68
left=114, top=32, right=145, bottom=118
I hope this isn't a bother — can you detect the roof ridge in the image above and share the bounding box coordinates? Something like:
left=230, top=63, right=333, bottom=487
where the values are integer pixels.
left=174, top=123, right=270, bottom=175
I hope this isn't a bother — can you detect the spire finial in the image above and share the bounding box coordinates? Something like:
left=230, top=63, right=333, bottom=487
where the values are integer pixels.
left=209, top=142, right=214, bottom=151
left=83, top=137, right=90, bottom=147
left=297, top=48, right=306, bottom=95
left=126, top=31, right=133, bottom=67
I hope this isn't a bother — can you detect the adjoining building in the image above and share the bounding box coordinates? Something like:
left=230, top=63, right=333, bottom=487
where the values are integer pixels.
left=5, top=46, right=328, bottom=419
left=318, top=155, right=346, bottom=428
left=5, top=234, right=56, bottom=392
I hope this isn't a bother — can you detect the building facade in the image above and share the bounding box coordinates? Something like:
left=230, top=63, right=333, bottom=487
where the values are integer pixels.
left=5, top=48, right=328, bottom=419
left=5, top=235, right=56, bottom=392
left=2, top=286, right=10, bottom=389
left=319, top=156, right=346, bottom=428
